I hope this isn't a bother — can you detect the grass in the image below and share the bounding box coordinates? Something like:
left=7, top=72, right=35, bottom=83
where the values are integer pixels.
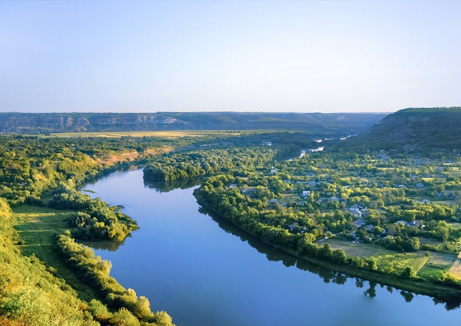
left=323, top=239, right=382, bottom=257
left=13, top=205, right=102, bottom=302
left=419, top=252, right=457, bottom=280
left=373, top=252, right=430, bottom=274
left=447, top=222, right=461, bottom=229
left=42, top=130, right=242, bottom=138
left=40, top=129, right=297, bottom=139
left=448, top=252, right=461, bottom=279
left=325, top=238, right=454, bottom=280
left=281, top=194, right=302, bottom=204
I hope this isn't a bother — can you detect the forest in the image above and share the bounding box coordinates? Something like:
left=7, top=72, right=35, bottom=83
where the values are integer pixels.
left=0, top=129, right=319, bottom=325
left=194, top=148, right=461, bottom=297
left=2, top=108, right=461, bottom=324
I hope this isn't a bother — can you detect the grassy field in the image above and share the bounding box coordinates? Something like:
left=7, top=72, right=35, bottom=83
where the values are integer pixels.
left=323, top=238, right=383, bottom=257
left=420, top=251, right=457, bottom=280
left=13, top=205, right=102, bottom=302
left=281, top=194, right=302, bottom=204
left=373, top=252, right=430, bottom=274
left=324, top=238, right=460, bottom=280
left=43, top=130, right=242, bottom=138
left=448, top=252, right=461, bottom=279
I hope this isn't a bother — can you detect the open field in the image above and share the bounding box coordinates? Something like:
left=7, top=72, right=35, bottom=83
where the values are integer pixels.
left=13, top=205, right=102, bottom=301
left=324, top=238, right=460, bottom=279
left=281, top=194, right=302, bottom=204
left=323, top=238, right=383, bottom=257
left=420, top=252, right=458, bottom=280
left=374, top=252, right=430, bottom=274
left=43, top=130, right=242, bottom=138
left=448, top=252, right=461, bottom=279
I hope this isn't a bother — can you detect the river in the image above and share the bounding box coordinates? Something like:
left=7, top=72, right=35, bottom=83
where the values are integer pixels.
left=83, top=169, right=460, bottom=326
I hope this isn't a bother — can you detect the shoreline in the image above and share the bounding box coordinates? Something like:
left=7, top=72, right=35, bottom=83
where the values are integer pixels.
left=195, top=194, right=461, bottom=305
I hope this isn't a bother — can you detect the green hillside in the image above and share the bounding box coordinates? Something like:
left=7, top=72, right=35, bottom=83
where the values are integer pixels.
left=343, top=108, right=461, bottom=151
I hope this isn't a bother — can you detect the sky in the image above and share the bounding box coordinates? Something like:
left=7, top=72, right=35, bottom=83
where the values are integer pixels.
left=0, top=0, right=460, bottom=113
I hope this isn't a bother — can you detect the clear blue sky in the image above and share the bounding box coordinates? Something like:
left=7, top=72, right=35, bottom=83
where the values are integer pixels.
left=0, top=0, right=460, bottom=113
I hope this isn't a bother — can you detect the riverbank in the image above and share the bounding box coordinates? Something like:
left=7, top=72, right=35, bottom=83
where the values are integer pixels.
left=194, top=194, right=461, bottom=307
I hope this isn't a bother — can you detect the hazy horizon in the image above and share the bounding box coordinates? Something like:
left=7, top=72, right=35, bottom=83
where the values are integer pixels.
left=1, top=1, right=460, bottom=113
left=0, top=110, right=392, bottom=114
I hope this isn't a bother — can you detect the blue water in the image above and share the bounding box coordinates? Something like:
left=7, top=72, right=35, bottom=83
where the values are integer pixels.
left=83, top=169, right=461, bottom=326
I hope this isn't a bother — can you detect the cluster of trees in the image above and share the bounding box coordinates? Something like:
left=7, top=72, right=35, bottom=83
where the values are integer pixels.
left=250, top=150, right=461, bottom=250
left=0, top=134, right=210, bottom=206
left=144, top=147, right=275, bottom=181
left=0, top=198, right=102, bottom=326
left=195, top=176, right=423, bottom=281
left=195, top=147, right=461, bottom=286
left=340, top=107, right=461, bottom=151
left=47, top=184, right=138, bottom=242
left=0, top=134, right=198, bottom=325
left=56, top=233, right=174, bottom=326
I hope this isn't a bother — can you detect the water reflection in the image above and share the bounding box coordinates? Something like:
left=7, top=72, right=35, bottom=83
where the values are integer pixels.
left=78, top=236, right=129, bottom=252
left=198, top=206, right=461, bottom=310
left=144, top=176, right=204, bottom=193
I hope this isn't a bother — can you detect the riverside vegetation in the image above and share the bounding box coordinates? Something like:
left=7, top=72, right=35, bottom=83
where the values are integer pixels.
left=2, top=108, right=461, bottom=324
left=193, top=150, right=461, bottom=301
left=0, top=130, right=314, bottom=325
left=0, top=134, right=208, bottom=325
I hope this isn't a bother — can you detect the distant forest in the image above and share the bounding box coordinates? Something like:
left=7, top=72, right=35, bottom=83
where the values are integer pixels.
left=0, top=112, right=386, bottom=135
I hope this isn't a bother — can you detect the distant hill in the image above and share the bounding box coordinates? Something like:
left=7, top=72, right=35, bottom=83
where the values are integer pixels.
left=0, top=112, right=386, bottom=135
left=342, top=107, right=461, bottom=151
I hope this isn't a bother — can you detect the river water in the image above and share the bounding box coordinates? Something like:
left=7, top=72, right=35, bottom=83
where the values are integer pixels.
left=83, top=169, right=460, bottom=326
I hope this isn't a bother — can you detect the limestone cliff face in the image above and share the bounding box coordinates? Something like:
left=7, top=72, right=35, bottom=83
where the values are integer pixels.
left=0, top=112, right=386, bottom=135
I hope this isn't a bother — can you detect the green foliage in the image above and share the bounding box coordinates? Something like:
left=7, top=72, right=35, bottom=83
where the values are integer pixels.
left=144, top=148, right=275, bottom=181
left=195, top=147, right=461, bottom=285
left=342, top=107, right=461, bottom=151
left=47, top=184, right=138, bottom=242
left=56, top=235, right=174, bottom=326
left=0, top=198, right=98, bottom=326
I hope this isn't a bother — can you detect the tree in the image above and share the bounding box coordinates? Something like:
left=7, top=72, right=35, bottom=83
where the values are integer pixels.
left=401, top=266, right=415, bottom=279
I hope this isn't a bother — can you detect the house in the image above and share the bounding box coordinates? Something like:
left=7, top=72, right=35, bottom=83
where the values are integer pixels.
left=350, top=207, right=362, bottom=217
left=366, top=224, right=375, bottom=231
left=355, top=218, right=366, bottom=227
left=242, top=188, right=255, bottom=195
left=349, top=204, right=367, bottom=217
left=270, top=169, right=277, bottom=174
left=308, top=180, right=317, bottom=187
left=302, top=190, right=311, bottom=198
left=268, top=199, right=278, bottom=205
left=228, top=184, right=237, bottom=189
left=288, top=223, right=307, bottom=233
left=330, top=196, right=339, bottom=202
left=288, top=222, right=299, bottom=231
left=265, top=141, right=272, bottom=146
left=415, top=183, right=425, bottom=188
left=269, top=199, right=286, bottom=207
